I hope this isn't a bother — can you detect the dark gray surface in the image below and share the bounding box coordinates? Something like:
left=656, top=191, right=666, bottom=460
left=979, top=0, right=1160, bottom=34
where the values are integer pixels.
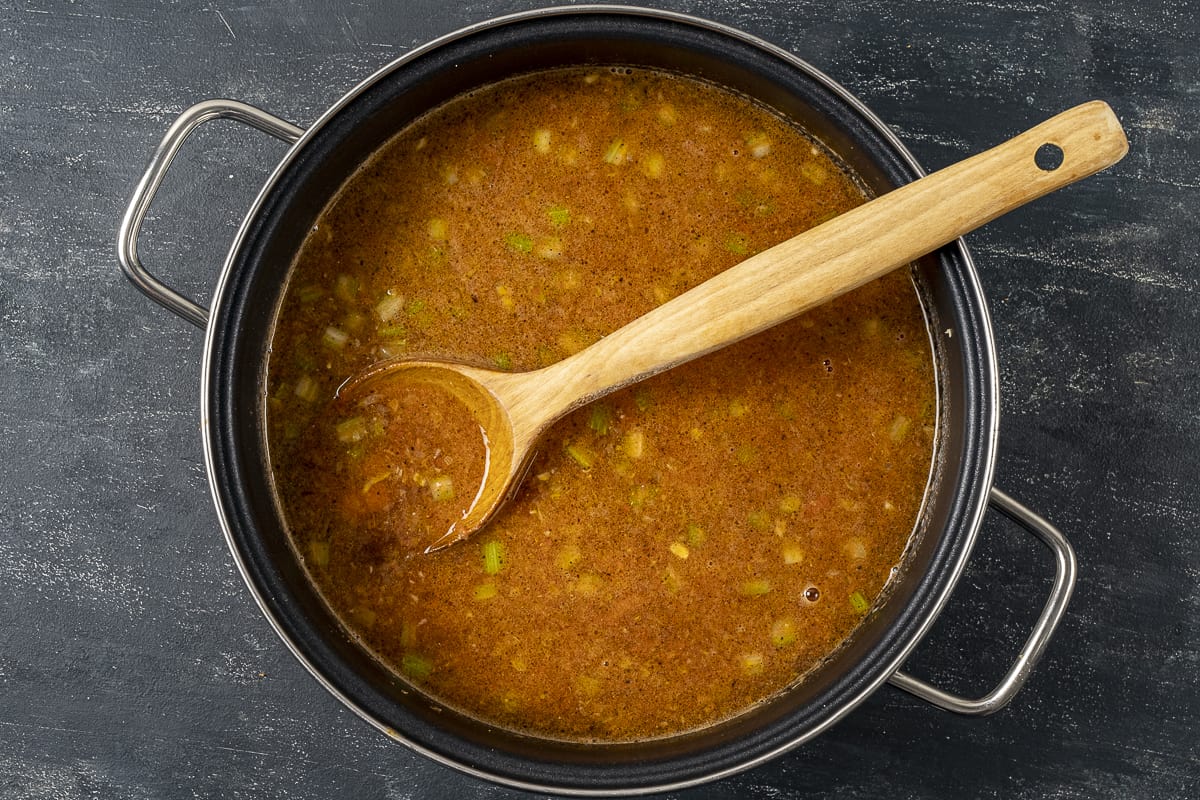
left=1, top=1, right=1196, bottom=797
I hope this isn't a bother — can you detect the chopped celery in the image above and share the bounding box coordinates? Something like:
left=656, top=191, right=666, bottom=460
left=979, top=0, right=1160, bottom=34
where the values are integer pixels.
left=399, top=621, right=418, bottom=650
left=297, top=284, right=324, bottom=304
left=633, top=387, right=652, bottom=412
left=547, top=203, right=571, bottom=228
left=429, top=475, right=454, bottom=502
left=377, top=324, right=407, bottom=340
left=622, top=430, right=645, bottom=459
left=334, top=274, right=358, bottom=304
left=482, top=540, right=505, bottom=575
left=740, top=579, right=772, bottom=596
left=669, top=542, right=689, bottom=560
left=782, top=543, right=804, bottom=565
left=401, top=653, right=434, bottom=680
left=723, top=233, right=751, bottom=256
left=322, top=326, right=349, bottom=348
left=565, top=442, right=595, bottom=470
left=554, top=269, right=581, bottom=292
left=336, top=417, right=368, bottom=443
left=377, top=341, right=406, bottom=359
left=610, top=459, right=633, bottom=479
left=574, top=573, right=603, bottom=596
left=555, top=544, right=582, bottom=571
left=602, top=138, right=629, bottom=165
left=629, top=484, right=657, bottom=511
left=801, top=161, right=828, bottom=185
left=492, top=352, right=514, bottom=370
left=534, top=236, right=563, bottom=260
left=747, top=511, right=770, bottom=531
left=473, top=583, right=498, bottom=601
left=779, top=495, right=803, bottom=514
left=849, top=591, right=870, bottom=614
left=656, top=103, right=677, bottom=125
left=889, top=415, right=912, bottom=442
left=504, top=232, right=533, bottom=253
left=744, top=131, right=772, bottom=159
left=728, top=398, right=749, bottom=418
left=770, top=618, right=798, bottom=647
left=686, top=523, right=706, bottom=547
left=662, top=566, right=683, bottom=594
left=588, top=404, right=614, bottom=435
left=734, top=189, right=775, bottom=216
left=495, top=284, right=516, bottom=310
left=427, top=218, right=448, bottom=239
left=739, top=652, right=764, bottom=675
left=294, top=375, right=319, bottom=403
left=532, top=127, right=552, bottom=154
left=843, top=538, right=867, bottom=560
left=640, top=152, right=665, bottom=178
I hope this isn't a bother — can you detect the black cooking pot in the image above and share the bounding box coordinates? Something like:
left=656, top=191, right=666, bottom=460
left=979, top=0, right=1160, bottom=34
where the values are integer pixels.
left=118, top=6, right=1076, bottom=795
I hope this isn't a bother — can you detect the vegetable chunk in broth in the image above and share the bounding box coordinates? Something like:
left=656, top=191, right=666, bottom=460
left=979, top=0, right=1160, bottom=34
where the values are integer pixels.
left=266, top=67, right=937, bottom=741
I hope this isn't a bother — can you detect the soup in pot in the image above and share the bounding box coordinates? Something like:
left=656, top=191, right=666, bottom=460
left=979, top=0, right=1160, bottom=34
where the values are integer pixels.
left=265, top=67, right=937, bottom=741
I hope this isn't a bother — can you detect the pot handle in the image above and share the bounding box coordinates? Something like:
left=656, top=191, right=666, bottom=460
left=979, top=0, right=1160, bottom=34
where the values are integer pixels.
left=117, top=99, right=305, bottom=329
left=887, top=487, right=1077, bottom=715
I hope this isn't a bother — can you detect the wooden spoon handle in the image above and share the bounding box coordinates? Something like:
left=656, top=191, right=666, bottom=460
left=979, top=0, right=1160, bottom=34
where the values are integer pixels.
left=526, top=101, right=1128, bottom=419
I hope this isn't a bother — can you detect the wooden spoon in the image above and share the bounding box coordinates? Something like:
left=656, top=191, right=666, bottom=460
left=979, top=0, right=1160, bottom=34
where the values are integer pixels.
left=345, top=101, right=1127, bottom=552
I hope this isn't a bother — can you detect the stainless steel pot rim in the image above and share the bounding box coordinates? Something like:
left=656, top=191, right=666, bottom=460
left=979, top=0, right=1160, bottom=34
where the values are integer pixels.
left=195, top=5, right=1000, bottom=795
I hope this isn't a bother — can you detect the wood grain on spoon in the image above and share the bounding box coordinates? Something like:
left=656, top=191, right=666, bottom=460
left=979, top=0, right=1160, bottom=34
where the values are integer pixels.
left=345, top=100, right=1129, bottom=551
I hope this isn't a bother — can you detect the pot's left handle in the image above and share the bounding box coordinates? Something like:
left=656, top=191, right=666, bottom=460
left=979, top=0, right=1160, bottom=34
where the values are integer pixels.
left=117, top=99, right=305, bottom=328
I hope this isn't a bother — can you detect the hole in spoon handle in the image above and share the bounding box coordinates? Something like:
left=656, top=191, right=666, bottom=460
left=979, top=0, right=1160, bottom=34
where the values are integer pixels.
left=1035, top=142, right=1065, bottom=171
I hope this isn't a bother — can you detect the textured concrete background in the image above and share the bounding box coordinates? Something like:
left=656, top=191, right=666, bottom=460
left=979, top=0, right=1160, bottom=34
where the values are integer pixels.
left=1, top=1, right=1196, bottom=797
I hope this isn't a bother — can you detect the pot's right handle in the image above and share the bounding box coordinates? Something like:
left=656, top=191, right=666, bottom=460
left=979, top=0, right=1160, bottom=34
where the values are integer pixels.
left=117, top=99, right=305, bottom=329
left=888, top=487, right=1077, bottom=715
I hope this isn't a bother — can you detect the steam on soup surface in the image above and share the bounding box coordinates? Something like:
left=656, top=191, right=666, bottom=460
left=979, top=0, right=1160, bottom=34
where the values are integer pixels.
left=265, top=67, right=937, bottom=741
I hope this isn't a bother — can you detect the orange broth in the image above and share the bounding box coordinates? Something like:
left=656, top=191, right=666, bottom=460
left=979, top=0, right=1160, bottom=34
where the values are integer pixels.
left=265, top=67, right=937, bottom=741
